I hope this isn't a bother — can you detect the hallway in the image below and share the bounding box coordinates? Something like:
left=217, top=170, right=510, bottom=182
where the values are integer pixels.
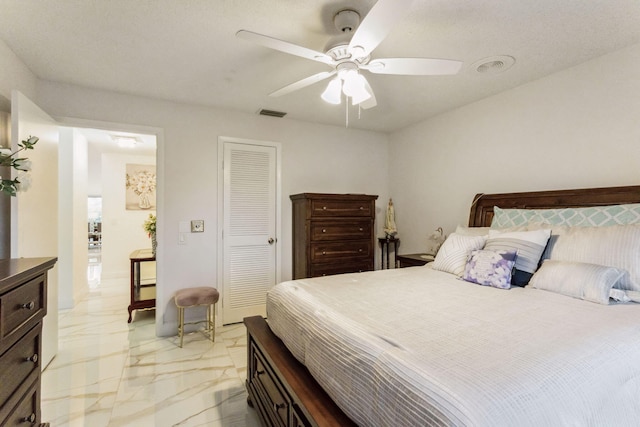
left=40, top=250, right=260, bottom=426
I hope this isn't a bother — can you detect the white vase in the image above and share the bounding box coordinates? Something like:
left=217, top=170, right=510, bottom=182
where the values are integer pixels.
left=139, top=192, right=151, bottom=209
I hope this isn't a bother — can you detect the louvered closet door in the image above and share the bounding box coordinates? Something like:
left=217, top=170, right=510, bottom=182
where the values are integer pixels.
left=222, top=142, right=277, bottom=324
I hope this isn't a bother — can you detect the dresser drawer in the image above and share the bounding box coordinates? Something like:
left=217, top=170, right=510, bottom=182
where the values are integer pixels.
left=252, top=344, right=289, bottom=426
left=310, top=221, right=371, bottom=241
left=310, top=199, right=373, bottom=218
left=0, top=274, right=46, bottom=347
left=310, top=260, right=373, bottom=277
left=0, top=324, right=41, bottom=412
left=2, top=379, right=39, bottom=427
left=310, top=241, right=371, bottom=262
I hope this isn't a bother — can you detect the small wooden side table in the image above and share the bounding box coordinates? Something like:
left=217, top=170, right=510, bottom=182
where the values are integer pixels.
left=378, top=236, right=400, bottom=269
left=128, top=249, right=156, bottom=322
left=397, top=253, right=433, bottom=268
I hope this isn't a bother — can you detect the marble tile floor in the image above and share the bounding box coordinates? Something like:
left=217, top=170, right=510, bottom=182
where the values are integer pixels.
left=41, top=274, right=262, bottom=427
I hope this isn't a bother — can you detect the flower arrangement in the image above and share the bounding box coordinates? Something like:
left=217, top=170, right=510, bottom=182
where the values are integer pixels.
left=0, top=136, right=38, bottom=196
left=126, top=169, right=156, bottom=196
left=143, top=214, right=156, bottom=237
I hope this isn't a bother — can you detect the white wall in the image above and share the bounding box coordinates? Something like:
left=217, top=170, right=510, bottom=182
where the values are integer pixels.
left=58, top=127, right=89, bottom=309
left=0, top=39, right=37, bottom=101
left=33, top=82, right=390, bottom=335
left=101, top=153, right=157, bottom=279
left=389, top=42, right=640, bottom=253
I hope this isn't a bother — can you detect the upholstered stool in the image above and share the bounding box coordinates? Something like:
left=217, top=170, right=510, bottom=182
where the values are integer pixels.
left=174, top=286, right=219, bottom=347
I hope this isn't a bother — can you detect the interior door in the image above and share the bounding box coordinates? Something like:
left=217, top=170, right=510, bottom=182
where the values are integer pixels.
left=11, top=90, right=59, bottom=368
left=219, top=139, right=280, bottom=324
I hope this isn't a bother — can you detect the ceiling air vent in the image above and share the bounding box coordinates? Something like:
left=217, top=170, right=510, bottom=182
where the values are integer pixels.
left=258, top=108, right=287, bottom=118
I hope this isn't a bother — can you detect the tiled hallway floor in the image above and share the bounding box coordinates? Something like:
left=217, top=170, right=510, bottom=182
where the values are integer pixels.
left=40, top=272, right=261, bottom=427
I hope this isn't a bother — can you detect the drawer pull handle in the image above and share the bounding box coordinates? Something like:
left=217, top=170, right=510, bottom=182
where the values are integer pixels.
left=274, top=402, right=286, bottom=411
left=322, top=206, right=327, bottom=210
left=359, top=227, right=363, bottom=231
left=359, top=206, right=364, bottom=210
left=256, top=370, right=265, bottom=376
left=322, top=229, right=326, bottom=233
left=22, top=413, right=36, bottom=423
left=359, top=248, right=363, bottom=252
left=322, top=251, right=326, bottom=255
left=25, top=354, right=38, bottom=363
left=21, top=301, right=35, bottom=310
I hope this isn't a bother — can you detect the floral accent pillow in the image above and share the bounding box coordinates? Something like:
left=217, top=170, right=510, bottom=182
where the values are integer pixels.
left=463, top=250, right=517, bottom=289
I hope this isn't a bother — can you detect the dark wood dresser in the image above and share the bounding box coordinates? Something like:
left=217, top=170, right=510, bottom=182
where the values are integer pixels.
left=0, top=257, right=57, bottom=427
left=290, top=193, right=378, bottom=279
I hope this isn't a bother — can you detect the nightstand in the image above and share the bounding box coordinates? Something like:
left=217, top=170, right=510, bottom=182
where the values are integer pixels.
left=397, top=253, right=433, bottom=268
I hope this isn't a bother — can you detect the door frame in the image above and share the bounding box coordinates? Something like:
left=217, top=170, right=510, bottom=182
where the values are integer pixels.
left=217, top=136, right=282, bottom=322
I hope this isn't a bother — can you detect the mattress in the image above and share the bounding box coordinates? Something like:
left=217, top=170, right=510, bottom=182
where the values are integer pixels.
left=266, top=265, right=640, bottom=426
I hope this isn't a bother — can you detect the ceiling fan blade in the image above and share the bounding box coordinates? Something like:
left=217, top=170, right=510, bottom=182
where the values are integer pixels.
left=348, top=0, right=413, bottom=57
left=363, top=58, right=463, bottom=75
left=236, top=30, right=334, bottom=65
left=269, top=71, right=336, bottom=97
left=358, top=79, right=377, bottom=109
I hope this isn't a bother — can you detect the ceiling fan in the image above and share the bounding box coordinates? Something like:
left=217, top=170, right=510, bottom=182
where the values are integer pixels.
left=236, top=0, right=462, bottom=110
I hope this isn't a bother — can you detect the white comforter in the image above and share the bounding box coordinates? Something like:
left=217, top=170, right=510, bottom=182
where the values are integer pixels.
left=266, top=266, right=640, bottom=427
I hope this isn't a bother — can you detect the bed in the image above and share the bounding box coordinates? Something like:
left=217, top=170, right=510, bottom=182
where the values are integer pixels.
left=244, top=184, right=640, bottom=427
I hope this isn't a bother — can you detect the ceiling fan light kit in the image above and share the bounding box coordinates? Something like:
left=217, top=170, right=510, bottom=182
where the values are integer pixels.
left=237, top=0, right=463, bottom=114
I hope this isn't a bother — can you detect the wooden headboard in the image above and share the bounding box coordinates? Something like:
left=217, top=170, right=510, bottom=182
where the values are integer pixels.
left=468, top=185, right=640, bottom=227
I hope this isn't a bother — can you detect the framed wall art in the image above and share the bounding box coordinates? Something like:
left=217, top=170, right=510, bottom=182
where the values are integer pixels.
left=125, top=163, right=156, bottom=210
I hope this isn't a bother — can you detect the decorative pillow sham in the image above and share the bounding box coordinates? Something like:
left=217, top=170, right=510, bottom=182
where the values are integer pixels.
left=491, top=203, right=640, bottom=229
left=463, top=249, right=517, bottom=289
left=546, top=224, right=640, bottom=291
left=455, top=225, right=490, bottom=237
left=529, top=260, right=627, bottom=305
left=432, top=233, right=487, bottom=277
left=484, top=229, right=551, bottom=286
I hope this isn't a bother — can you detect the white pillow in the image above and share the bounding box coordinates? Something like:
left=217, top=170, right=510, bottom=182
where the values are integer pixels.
left=484, top=228, right=551, bottom=286
left=547, top=224, right=640, bottom=291
left=529, top=260, right=626, bottom=305
left=432, top=233, right=487, bottom=277
left=455, top=225, right=490, bottom=237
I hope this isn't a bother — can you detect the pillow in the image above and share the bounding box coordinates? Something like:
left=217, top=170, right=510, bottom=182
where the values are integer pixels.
left=463, top=249, right=517, bottom=289
left=547, top=224, right=640, bottom=291
left=432, top=233, right=487, bottom=277
left=455, top=225, right=490, bottom=237
left=484, top=229, right=551, bottom=286
left=529, top=260, right=627, bottom=305
left=491, top=203, right=640, bottom=228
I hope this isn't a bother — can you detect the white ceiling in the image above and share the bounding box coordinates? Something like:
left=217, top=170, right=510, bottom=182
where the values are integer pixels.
left=1, top=0, right=639, bottom=133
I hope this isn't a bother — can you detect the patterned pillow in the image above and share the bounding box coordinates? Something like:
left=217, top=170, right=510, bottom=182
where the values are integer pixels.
left=529, top=260, right=626, bottom=305
left=463, top=250, right=517, bottom=289
left=484, top=229, right=551, bottom=286
left=432, top=233, right=487, bottom=277
left=491, top=203, right=640, bottom=228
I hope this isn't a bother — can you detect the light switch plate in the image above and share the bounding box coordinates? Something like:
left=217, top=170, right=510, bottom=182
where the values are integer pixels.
left=191, top=220, right=204, bottom=232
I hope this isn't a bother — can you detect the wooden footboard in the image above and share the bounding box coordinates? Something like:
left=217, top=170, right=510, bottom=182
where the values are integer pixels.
left=244, top=316, right=357, bottom=427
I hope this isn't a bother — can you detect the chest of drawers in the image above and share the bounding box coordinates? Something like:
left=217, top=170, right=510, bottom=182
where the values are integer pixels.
left=0, top=257, right=57, bottom=427
left=290, top=193, right=378, bottom=279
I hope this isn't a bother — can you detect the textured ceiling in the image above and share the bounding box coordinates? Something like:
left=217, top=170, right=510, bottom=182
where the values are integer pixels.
left=1, top=0, right=639, bottom=133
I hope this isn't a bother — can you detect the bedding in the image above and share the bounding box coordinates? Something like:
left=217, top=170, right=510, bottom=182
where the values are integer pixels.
left=266, top=266, right=640, bottom=427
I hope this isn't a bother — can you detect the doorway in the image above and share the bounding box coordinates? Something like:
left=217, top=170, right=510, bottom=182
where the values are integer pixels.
left=218, top=137, right=281, bottom=324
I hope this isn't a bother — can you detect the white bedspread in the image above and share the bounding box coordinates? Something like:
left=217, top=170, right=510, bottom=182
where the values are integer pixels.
left=266, top=266, right=640, bottom=427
